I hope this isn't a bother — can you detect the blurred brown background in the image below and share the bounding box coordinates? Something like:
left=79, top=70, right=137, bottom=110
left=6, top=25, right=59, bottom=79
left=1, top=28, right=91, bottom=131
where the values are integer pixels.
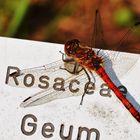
left=0, top=0, right=140, bottom=53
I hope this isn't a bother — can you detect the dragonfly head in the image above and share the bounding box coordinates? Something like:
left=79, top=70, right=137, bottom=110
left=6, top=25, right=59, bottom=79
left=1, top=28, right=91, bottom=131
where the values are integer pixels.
left=64, top=39, right=80, bottom=56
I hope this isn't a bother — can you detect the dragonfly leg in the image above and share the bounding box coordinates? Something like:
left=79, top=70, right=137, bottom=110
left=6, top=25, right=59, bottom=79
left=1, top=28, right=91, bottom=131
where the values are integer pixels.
left=89, top=70, right=96, bottom=83
left=80, top=68, right=92, bottom=105
left=60, top=62, right=84, bottom=75
left=60, top=51, right=82, bottom=74
left=73, top=63, right=84, bottom=74
left=59, top=51, right=84, bottom=74
left=59, top=51, right=74, bottom=63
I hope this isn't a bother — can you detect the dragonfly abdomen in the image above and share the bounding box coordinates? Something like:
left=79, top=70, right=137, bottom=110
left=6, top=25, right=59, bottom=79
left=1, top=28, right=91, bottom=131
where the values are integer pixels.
left=96, top=66, right=140, bottom=122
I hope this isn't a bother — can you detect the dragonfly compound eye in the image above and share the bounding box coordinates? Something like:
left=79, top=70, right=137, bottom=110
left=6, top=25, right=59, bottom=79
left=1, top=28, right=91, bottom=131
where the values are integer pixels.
left=65, top=39, right=80, bottom=56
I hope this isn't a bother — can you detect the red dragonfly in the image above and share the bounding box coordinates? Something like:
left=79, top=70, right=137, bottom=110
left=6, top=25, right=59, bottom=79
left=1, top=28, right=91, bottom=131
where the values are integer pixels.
left=61, top=9, right=140, bottom=122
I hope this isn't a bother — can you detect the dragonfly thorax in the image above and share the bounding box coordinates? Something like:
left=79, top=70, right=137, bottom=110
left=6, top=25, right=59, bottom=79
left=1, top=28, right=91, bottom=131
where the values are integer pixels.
left=91, top=56, right=103, bottom=70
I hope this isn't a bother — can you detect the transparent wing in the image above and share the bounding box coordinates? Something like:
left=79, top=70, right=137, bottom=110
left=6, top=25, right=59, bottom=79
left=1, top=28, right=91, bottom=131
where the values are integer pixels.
left=103, top=50, right=140, bottom=78
left=104, top=22, right=140, bottom=78
left=90, top=9, right=107, bottom=49
left=90, top=9, right=140, bottom=78
left=7, top=60, right=85, bottom=88
left=8, top=60, right=62, bottom=88
left=20, top=72, right=89, bottom=108
left=8, top=59, right=91, bottom=107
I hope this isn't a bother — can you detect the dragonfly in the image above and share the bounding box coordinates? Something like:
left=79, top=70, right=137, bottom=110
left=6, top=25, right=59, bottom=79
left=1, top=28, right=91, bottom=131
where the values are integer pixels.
left=60, top=9, right=140, bottom=122
left=7, top=9, right=140, bottom=122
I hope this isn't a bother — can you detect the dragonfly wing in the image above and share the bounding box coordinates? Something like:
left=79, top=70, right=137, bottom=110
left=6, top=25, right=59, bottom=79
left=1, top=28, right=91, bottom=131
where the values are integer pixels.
left=20, top=89, right=76, bottom=108
left=7, top=60, right=83, bottom=88
left=92, top=14, right=140, bottom=78
left=7, top=60, right=63, bottom=88
left=93, top=49, right=140, bottom=85
left=106, top=22, right=140, bottom=78
left=108, top=51, right=140, bottom=78
left=7, top=58, right=92, bottom=107
left=90, top=9, right=108, bottom=50
left=20, top=70, right=88, bottom=107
